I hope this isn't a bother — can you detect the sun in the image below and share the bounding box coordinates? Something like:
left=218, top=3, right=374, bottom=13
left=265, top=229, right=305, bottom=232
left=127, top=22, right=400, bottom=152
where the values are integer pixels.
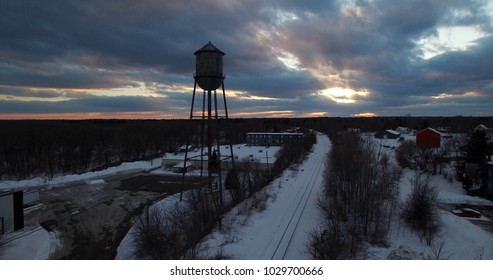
left=318, top=87, right=368, bottom=104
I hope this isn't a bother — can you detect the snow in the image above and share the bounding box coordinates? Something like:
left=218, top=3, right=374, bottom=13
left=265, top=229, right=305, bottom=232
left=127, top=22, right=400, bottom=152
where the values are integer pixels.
left=115, top=192, right=183, bottom=260
left=164, top=144, right=281, bottom=164
left=3, top=131, right=493, bottom=261
left=0, top=157, right=162, bottom=260
left=197, top=133, right=330, bottom=259
left=0, top=227, right=53, bottom=260
left=0, top=159, right=160, bottom=192
left=87, top=179, right=106, bottom=185
left=114, top=131, right=493, bottom=261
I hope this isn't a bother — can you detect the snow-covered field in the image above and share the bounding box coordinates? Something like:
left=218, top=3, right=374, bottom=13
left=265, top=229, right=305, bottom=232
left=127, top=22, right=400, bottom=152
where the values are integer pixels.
left=2, top=131, right=493, bottom=262
left=0, top=159, right=161, bottom=192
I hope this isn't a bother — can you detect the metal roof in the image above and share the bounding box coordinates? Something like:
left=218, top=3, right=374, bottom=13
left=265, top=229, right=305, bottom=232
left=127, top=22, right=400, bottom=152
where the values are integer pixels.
left=194, top=41, right=225, bottom=55
left=417, top=127, right=441, bottom=135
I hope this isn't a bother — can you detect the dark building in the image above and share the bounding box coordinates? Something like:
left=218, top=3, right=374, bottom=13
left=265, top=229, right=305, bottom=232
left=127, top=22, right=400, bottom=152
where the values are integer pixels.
left=375, top=129, right=401, bottom=139
left=246, top=132, right=303, bottom=146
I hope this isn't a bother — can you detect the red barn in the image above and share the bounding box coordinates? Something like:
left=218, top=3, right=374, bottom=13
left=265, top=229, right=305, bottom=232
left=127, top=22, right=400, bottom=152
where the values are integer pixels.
left=416, top=128, right=441, bottom=148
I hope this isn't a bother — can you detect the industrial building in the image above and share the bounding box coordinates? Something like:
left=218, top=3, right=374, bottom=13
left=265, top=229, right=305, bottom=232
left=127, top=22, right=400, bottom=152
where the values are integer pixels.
left=246, top=132, right=304, bottom=146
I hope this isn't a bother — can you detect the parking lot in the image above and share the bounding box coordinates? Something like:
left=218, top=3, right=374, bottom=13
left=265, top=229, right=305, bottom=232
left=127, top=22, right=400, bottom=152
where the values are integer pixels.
left=26, top=171, right=204, bottom=259
left=441, top=203, right=493, bottom=234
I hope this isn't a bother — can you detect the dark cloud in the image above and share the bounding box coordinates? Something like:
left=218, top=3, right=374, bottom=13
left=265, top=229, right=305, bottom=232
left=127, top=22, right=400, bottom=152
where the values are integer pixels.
left=0, top=95, right=173, bottom=114
left=0, top=0, right=492, bottom=118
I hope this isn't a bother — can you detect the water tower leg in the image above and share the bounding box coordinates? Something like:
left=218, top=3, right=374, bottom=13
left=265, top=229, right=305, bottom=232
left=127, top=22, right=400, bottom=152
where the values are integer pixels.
left=222, top=81, right=236, bottom=171
left=207, top=89, right=213, bottom=192
left=214, top=89, right=223, bottom=207
left=180, top=80, right=198, bottom=201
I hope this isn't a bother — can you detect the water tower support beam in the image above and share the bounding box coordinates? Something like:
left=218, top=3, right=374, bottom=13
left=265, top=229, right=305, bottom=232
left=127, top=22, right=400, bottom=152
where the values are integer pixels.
left=222, top=81, right=236, bottom=171
left=214, top=89, right=223, bottom=206
left=189, top=80, right=197, bottom=119
left=200, top=90, right=206, bottom=180
left=180, top=80, right=198, bottom=201
left=207, top=89, right=213, bottom=193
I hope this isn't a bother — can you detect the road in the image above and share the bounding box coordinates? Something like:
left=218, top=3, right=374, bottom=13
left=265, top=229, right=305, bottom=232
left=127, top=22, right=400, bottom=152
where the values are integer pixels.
left=440, top=203, right=493, bottom=235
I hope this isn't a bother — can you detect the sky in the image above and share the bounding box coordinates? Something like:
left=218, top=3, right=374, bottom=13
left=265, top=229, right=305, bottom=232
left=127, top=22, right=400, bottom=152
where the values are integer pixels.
left=1, top=0, right=493, bottom=119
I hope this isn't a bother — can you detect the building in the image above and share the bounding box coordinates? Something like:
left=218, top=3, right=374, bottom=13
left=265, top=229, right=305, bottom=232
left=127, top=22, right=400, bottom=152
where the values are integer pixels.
left=395, top=127, right=412, bottom=135
left=172, top=161, right=193, bottom=173
left=374, top=129, right=401, bottom=139
left=0, top=191, right=24, bottom=235
left=416, top=128, right=441, bottom=148
left=246, top=132, right=303, bottom=146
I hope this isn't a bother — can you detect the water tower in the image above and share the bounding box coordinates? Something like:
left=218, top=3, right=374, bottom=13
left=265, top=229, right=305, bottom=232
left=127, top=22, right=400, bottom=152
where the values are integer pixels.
left=180, top=42, right=236, bottom=205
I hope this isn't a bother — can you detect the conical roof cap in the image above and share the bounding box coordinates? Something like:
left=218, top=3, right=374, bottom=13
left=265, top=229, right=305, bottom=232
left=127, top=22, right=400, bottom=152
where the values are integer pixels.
left=194, top=41, right=225, bottom=55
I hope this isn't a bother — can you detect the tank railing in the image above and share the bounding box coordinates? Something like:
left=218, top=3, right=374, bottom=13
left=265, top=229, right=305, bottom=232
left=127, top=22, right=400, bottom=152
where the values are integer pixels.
left=193, top=73, right=226, bottom=79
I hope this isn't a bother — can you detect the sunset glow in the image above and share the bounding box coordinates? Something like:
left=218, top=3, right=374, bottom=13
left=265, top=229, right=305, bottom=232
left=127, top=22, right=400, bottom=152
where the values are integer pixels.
left=318, top=87, right=368, bottom=104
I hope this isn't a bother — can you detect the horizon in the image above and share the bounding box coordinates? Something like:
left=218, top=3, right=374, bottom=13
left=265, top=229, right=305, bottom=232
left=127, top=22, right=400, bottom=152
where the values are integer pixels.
left=0, top=115, right=492, bottom=122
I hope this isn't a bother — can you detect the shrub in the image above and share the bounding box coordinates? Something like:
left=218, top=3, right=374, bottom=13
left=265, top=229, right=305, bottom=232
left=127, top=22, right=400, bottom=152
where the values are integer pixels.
left=311, top=132, right=400, bottom=259
left=401, top=173, right=440, bottom=245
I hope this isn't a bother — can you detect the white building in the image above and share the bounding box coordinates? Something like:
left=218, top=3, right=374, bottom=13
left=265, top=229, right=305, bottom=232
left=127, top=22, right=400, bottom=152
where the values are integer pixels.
left=0, top=191, right=24, bottom=235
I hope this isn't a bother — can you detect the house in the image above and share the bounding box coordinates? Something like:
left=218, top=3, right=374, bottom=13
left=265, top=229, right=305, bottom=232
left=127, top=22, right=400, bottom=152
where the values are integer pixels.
left=416, top=128, right=441, bottom=148
left=457, top=157, right=493, bottom=199
left=0, top=191, right=24, bottom=235
left=246, top=132, right=303, bottom=146
left=395, top=127, right=412, bottom=135
left=474, top=124, right=489, bottom=133
left=374, top=129, right=401, bottom=139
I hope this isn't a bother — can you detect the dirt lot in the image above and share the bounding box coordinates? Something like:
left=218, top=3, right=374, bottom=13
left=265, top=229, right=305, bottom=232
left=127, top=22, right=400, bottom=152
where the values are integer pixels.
left=29, top=171, right=204, bottom=259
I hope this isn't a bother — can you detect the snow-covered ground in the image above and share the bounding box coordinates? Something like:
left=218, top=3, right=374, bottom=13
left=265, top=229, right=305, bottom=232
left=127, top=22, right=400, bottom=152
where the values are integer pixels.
left=164, top=144, right=281, bottom=164
left=0, top=159, right=161, bottom=192
left=0, top=144, right=281, bottom=260
left=0, top=157, right=163, bottom=260
left=117, top=131, right=493, bottom=260
left=3, top=131, right=493, bottom=261
left=196, top=133, right=330, bottom=259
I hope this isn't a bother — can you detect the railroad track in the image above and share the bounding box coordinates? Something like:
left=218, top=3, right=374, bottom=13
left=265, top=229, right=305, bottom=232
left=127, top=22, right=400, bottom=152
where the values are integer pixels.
left=270, top=137, right=329, bottom=260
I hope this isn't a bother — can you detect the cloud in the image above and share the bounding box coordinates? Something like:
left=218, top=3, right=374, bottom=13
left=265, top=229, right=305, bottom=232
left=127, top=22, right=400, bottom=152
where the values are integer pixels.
left=0, top=0, right=492, bottom=118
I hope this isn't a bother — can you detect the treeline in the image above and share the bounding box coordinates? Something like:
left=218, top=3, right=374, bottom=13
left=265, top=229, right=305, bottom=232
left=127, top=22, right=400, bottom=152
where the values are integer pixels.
left=0, top=119, right=290, bottom=180
left=296, top=116, right=493, bottom=136
left=0, top=120, right=197, bottom=180
left=2, top=116, right=491, bottom=180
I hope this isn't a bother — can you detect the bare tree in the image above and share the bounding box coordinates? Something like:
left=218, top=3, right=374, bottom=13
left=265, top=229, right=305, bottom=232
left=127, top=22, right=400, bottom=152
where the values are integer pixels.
left=311, top=132, right=401, bottom=259
left=131, top=205, right=184, bottom=259
left=429, top=240, right=452, bottom=260
left=401, top=173, right=441, bottom=245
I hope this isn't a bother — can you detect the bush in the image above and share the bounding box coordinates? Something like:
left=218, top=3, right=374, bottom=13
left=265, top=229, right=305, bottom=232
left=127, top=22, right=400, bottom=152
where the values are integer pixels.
left=132, top=188, right=223, bottom=259
left=132, top=206, right=183, bottom=259
left=401, top=173, right=440, bottom=245
left=396, top=140, right=417, bottom=168
left=311, top=132, right=400, bottom=259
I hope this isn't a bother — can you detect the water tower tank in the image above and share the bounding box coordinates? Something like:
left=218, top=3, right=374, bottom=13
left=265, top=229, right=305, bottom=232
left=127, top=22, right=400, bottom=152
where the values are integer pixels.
left=194, top=42, right=225, bottom=91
